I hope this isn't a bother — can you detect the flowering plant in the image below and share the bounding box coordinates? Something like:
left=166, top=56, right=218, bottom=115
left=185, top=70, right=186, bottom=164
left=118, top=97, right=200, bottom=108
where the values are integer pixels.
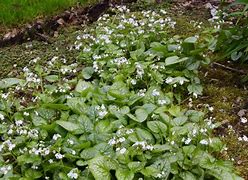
left=0, top=4, right=241, bottom=180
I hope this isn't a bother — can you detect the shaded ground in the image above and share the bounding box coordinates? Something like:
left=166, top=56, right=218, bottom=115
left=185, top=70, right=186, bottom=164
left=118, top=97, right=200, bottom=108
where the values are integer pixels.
left=189, top=63, right=248, bottom=179
left=0, top=1, right=248, bottom=179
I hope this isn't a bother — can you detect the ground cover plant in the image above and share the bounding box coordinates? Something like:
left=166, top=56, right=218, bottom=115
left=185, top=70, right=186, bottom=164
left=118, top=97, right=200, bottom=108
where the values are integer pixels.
left=0, top=1, right=246, bottom=180
left=0, top=0, right=94, bottom=27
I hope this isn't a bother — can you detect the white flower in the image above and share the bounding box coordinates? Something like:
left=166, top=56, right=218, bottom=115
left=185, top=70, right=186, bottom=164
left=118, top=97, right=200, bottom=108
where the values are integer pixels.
left=48, top=159, right=54, bottom=163
left=208, top=106, right=214, bottom=112
left=71, top=150, right=76, bottom=155
left=193, top=93, right=198, bottom=98
left=1, top=93, right=9, bottom=99
left=241, top=117, right=247, bottom=124
left=55, top=153, right=64, bottom=159
left=96, top=104, right=108, bottom=119
left=200, top=139, right=208, bottom=145
left=67, top=168, right=78, bottom=179
left=119, top=148, right=127, bottom=154
left=15, top=120, right=23, bottom=126
left=185, top=138, right=192, bottom=145
left=158, top=99, right=167, bottom=105
left=108, top=138, right=117, bottom=145
left=138, top=89, right=146, bottom=97
left=131, top=79, right=137, bottom=85
left=133, top=141, right=154, bottom=151
left=152, top=89, right=160, bottom=97
left=53, top=134, right=61, bottom=141
left=0, top=165, right=11, bottom=175
left=0, top=145, right=3, bottom=152
left=126, top=129, right=134, bottom=134
left=0, top=113, right=4, bottom=120
left=243, top=135, right=248, bottom=142
left=118, top=137, right=126, bottom=143
left=5, top=140, right=16, bottom=151
left=67, top=139, right=74, bottom=145
left=23, top=112, right=30, bottom=116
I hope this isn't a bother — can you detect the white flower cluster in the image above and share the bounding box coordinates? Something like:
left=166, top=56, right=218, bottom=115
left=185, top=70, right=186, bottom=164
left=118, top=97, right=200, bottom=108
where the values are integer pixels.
left=135, top=62, right=144, bottom=79
left=165, top=77, right=187, bottom=86
left=95, top=104, right=108, bottom=119
left=53, top=134, right=61, bottom=141
left=108, top=137, right=126, bottom=145
left=206, top=3, right=224, bottom=29
left=152, top=89, right=160, bottom=97
left=67, top=168, right=79, bottom=179
left=158, top=99, right=167, bottom=106
left=240, top=117, right=247, bottom=124
left=138, top=89, right=146, bottom=97
left=55, top=153, right=64, bottom=159
left=0, top=165, right=11, bottom=175
left=132, top=141, right=154, bottom=151
left=238, top=135, right=248, bottom=142
left=25, top=71, right=41, bottom=84
left=156, top=171, right=167, bottom=178
left=47, top=56, right=59, bottom=67
left=28, top=142, right=50, bottom=156
left=111, top=57, right=129, bottom=66
left=205, top=117, right=216, bottom=129
left=182, top=137, right=192, bottom=145
left=0, top=113, right=4, bottom=120
left=0, top=140, right=16, bottom=152
left=116, top=147, right=127, bottom=154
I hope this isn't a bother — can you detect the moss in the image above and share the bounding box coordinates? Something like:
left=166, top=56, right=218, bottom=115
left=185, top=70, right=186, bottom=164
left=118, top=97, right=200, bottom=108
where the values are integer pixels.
left=191, top=65, right=248, bottom=179
left=0, top=26, right=82, bottom=78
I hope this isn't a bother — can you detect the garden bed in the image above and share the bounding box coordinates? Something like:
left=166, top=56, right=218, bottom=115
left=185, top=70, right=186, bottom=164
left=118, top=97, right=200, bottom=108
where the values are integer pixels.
left=0, top=1, right=247, bottom=179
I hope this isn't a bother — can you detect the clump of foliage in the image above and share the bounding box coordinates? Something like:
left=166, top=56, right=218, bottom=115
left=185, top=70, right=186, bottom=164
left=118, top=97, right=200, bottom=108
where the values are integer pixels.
left=215, top=0, right=248, bottom=63
left=0, top=4, right=242, bottom=180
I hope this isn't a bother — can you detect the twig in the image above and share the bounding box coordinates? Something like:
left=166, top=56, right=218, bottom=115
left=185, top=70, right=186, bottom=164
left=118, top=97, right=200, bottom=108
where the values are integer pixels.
left=212, top=62, right=246, bottom=74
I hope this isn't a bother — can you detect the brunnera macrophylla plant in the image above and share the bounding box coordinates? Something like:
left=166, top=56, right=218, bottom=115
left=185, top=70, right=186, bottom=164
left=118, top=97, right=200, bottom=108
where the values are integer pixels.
left=0, top=4, right=242, bottom=180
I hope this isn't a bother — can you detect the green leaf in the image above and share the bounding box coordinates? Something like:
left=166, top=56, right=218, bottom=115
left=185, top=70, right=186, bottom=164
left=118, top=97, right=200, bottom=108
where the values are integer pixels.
left=95, top=120, right=112, bottom=133
left=209, top=138, right=223, bottom=152
left=116, top=168, right=134, bottom=180
left=141, top=166, right=160, bottom=177
left=82, top=67, right=94, bottom=80
left=0, top=78, right=23, bottom=89
left=17, top=154, right=41, bottom=165
left=78, top=115, right=94, bottom=133
left=136, top=128, right=154, bottom=143
left=76, top=160, right=88, bottom=166
left=187, top=84, right=203, bottom=95
left=42, top=104, right=69, bottom=110
left=165, top=56, right=188, bottom=66
left=153, top=144, right=172, bottom=152
left=25, top=169, right=42, bottom=179
left=180, top=172, right=197, bottom=180
left=128, top=162, right=146, bottom=172
left=31, top=113, right=47, bottom=126
left=171, top=116, right=188, bottom=126
left=56, top=121, right=79, bottom=132
left=80, top=148, right=99, bottom=160
left=75, top=80, right=91, bottom=93
left=147, top=121, right=167, bottom=135
left=135, top=108, right=148, bottom=122
left=88, top=156, right=116, bottom=180
left=142, top=104, right=157, bottom=114
left=186, top=110, right=205, bottom=122
left=231, top=51, right=242, bottom=61
left=45, top=75, right=59, bottom=82
left=184, top=36, right=198, bottom=43
left=168, top=106, right=181, bottom=117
